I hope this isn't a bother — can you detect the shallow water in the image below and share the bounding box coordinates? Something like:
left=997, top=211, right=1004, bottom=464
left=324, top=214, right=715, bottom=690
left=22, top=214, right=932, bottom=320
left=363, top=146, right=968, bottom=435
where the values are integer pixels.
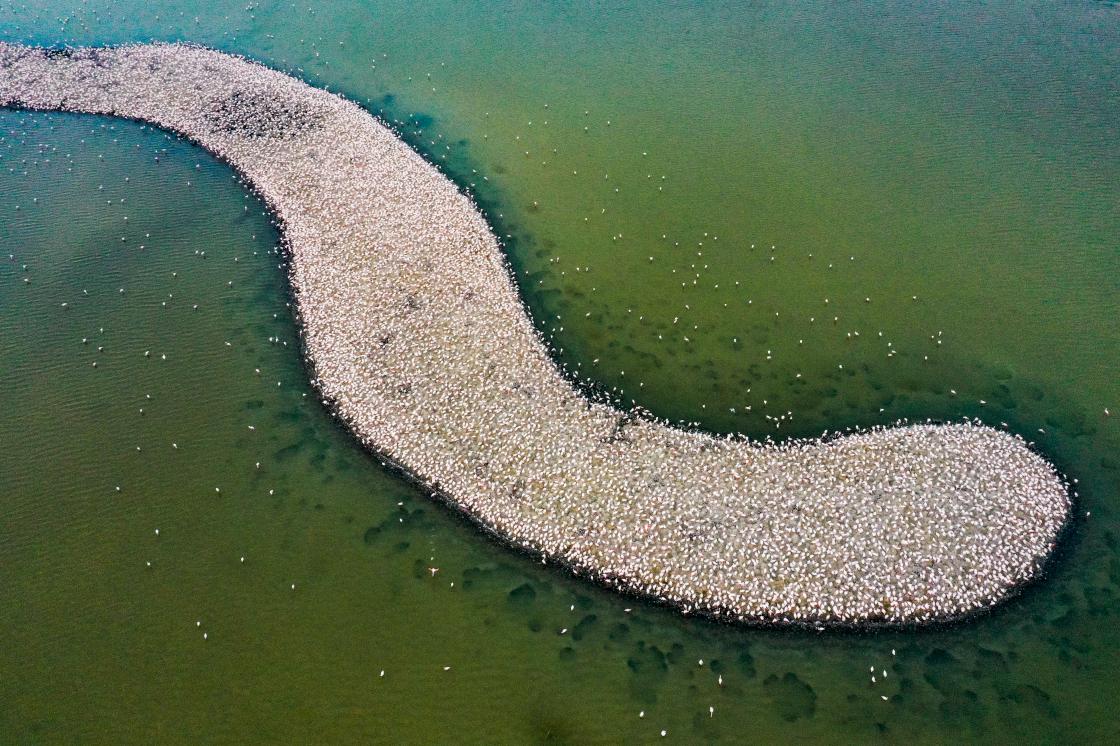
left=1, top=1, right=1118, bottom=742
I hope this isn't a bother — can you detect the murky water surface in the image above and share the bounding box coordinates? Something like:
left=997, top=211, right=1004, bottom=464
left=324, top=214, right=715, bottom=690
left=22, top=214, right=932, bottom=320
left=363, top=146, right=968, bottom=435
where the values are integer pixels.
left=1, top=1, right=1118, bottom=742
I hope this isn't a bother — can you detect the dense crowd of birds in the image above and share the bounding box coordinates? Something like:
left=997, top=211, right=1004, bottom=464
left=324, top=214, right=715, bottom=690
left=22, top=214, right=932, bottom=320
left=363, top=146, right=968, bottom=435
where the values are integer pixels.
left=0, top=42, right=1072, bottom=626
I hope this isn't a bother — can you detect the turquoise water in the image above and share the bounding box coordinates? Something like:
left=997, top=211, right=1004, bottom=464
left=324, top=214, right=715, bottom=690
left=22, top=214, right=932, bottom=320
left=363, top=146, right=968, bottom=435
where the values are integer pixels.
left=1, top=1, right=1118, bottom=742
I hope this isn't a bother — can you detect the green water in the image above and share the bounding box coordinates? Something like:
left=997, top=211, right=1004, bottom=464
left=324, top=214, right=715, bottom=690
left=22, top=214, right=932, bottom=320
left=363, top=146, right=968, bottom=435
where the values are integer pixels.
left=2, top=1, right=1118, bottom=742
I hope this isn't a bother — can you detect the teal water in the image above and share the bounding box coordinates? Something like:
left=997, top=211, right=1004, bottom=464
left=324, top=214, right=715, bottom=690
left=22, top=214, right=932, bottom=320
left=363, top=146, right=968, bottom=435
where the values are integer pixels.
left=1, top=1, right=1118, bottom=742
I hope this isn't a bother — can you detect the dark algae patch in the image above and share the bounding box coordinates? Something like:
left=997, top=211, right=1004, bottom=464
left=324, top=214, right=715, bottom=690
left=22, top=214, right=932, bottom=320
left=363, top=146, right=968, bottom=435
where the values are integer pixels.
left=763, top=672, right=818, bottom=722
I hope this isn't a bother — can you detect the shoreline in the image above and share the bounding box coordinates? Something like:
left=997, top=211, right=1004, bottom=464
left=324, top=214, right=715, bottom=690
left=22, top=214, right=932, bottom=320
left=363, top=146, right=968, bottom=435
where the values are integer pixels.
left=0, top=42, right=1073, bottom=627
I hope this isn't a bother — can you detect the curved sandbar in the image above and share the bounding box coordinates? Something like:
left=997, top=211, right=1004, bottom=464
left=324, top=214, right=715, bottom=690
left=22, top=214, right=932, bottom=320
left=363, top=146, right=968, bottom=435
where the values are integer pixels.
left=0, top=42, right=1071, bottom=626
